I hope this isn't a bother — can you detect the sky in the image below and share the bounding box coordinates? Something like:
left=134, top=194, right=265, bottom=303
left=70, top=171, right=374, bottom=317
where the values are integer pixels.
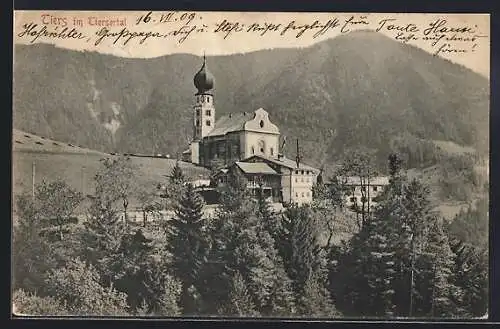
left=13, top=11, right=490, bottom=77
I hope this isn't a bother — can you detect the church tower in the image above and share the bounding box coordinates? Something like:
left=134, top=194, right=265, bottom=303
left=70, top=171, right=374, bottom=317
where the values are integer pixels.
left=190, top=54, right=215, bottom=164
left=193, top=54, right=215, bottom=140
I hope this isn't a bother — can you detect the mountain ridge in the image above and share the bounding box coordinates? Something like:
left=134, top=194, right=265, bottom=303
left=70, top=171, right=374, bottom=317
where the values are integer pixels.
left=13, top=30, right=489, bottom=170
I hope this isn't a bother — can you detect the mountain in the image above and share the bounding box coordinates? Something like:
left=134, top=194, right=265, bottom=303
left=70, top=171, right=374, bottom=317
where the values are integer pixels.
left=13, top=31, right=489, bottom=170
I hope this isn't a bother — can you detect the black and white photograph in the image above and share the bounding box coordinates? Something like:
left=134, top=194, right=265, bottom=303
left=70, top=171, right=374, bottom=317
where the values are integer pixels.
left=12, top=11, right=490, bottom=319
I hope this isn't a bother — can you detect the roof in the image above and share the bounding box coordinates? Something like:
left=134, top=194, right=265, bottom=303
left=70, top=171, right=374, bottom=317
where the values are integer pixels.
left=337, top=176, right=390, bottom=186
left=242, top=154, right=320, bottom=173
left=206, top=112, right=251, bottom=137
left=206, top=108, right=279, bottom=137
left=235, top=161, right=278, bottom=175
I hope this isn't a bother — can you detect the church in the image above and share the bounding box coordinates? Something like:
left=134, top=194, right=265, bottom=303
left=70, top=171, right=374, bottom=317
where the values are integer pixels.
left=182, top=56, right=320, bottom=205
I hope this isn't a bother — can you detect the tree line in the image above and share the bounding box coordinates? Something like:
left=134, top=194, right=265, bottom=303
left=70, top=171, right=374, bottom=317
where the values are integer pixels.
left=12, top=153, right=487, bottom=318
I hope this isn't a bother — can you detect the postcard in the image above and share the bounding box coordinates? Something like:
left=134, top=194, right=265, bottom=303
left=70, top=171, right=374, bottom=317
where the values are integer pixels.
left=12, top=10, right=490, bottom=319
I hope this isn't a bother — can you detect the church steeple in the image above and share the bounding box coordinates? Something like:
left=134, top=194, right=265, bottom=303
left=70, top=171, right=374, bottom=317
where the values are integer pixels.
left=192, top=54, right=215, bottom=142
left=194, top=51, right=214, bottom=95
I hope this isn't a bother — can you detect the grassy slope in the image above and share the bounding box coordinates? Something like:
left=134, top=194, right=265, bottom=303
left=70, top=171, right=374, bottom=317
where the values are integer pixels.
left=12, top=129, right=210, bottom=215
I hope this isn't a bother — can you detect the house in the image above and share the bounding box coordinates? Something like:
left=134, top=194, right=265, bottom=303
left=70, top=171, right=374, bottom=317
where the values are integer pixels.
left=337, top=176, right=389, bottom=209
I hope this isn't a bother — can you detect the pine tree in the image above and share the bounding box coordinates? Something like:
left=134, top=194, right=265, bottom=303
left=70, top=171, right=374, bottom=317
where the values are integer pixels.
left=298, top=272, right=340, bottom=317
left=170, top=161, right=186, bottom=184
left=449, top=238, right=488, bottom=317
left=111, top=229, right=155, bottom=312
left=166, top=183, right=209, bottom=315
left=277, top=204, right=338, bottom=317
left=219, top=271, right=259, bottom=316
left=415, top=219, right=459, bottom=318
left=256, top=188, right=281, bottom=244
left=205, top=170, right=295, bottom=316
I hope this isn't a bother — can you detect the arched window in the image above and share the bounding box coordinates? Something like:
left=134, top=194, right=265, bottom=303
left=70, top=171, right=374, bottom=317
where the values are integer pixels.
left=251, top=146, right=255, bottom=154
left=206, top=120, right=211, bottom=126
left=260, top=120, right=264, bottom=128
left=258, top=140, right=265, bottom=154
left=207, top=96, right=210, bottom=103
left=270, top=147, right=274, bottom=156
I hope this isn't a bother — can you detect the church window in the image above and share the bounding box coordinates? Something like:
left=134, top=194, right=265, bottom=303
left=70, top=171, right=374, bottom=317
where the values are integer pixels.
left=258, top=140, right=265, bottom=154
left=207, top=96, right=210, bottom=103
left=260, top=120, right=264, bottom=128
left=295, top=170, right=299, bottom=175
left=270, top=147, right=274, bottom=156
left=206, top=110, right=211, bottom=116
left=206, top=120, right=211, bottom=126
left=196, top=120, right=200, bottom=127
left=251, top=146, right=255, bottom=154
left=301, top=170, right=304, bottom=175
left=196, top=109, right=200, bottom=116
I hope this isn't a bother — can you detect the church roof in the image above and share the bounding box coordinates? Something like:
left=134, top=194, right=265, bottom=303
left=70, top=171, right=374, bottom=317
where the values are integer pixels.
left=242, top=154, right=320, bottom=173
left=235, top=161, right=278, bottom=175
left=206, top=112, right=252, bottom=137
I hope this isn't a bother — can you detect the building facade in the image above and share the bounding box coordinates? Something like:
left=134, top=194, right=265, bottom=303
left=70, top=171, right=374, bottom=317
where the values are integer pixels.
left=338, top=176, right=389, bottom=209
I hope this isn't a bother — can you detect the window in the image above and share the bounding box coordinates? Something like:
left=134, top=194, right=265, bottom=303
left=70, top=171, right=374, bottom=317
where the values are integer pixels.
left=206, top=110, right=211, bottom=116
left=295, top=170, right=299, bottom=175
left=296, top=192, right=299, bottom=198
left=301, top=170, right=304, bottom=175
left=373, top=186, right=378, bottom=192
left=258, top=140, right=265, bottom=154
left=251, top=146, right=255, bottom=154
left=270, top=147, right=274, bottom=155
left=301, top=192, right=305, bottom=197
left=207, top=97, right=210, bottom=103
left=206, top=120, right=211, bottom=126
left=260, top=120, right=264, bottom=128
left=196, top=120, right=200, bottom=127
left=196, top=109, right=200, bottom=116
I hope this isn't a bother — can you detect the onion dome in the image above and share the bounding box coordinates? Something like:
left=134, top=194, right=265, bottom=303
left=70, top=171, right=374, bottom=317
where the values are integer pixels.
left=194, top=53, right=214, bottom=94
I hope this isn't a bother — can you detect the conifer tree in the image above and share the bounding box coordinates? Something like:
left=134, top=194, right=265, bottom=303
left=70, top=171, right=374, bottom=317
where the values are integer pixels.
left=205, top=168, right=295, bottom=316
left=166, top=182, right=209, bottom=314
left=277, top=204, right=338, bottom=316
left=449, top=239, right=488, bottom=317
left=170, top=161, right=186, bottom=184
left=415, top=219, right=459, bottom=318
left=218, top=271, right=259, bottom=316
left=111, top=229, right=155, bottom=311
